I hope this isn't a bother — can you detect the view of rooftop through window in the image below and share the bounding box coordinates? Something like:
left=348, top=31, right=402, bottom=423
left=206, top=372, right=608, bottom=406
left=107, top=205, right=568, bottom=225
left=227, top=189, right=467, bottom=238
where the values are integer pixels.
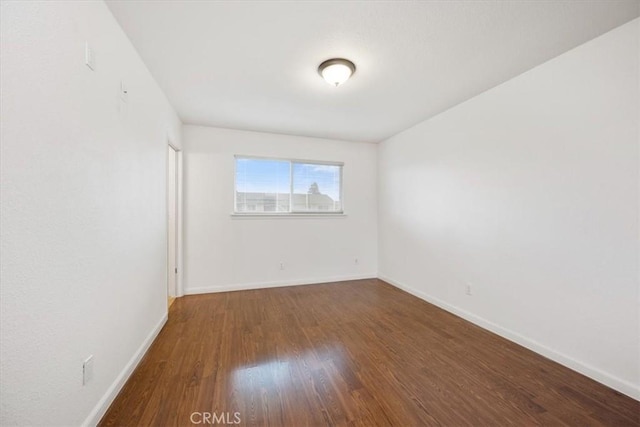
left=235, top=157, right=342, bottom=213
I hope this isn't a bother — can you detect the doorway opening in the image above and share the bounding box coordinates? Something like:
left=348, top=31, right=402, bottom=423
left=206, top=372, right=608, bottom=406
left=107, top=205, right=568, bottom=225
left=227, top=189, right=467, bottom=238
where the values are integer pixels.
left=167, top=144, right=180, bottom=308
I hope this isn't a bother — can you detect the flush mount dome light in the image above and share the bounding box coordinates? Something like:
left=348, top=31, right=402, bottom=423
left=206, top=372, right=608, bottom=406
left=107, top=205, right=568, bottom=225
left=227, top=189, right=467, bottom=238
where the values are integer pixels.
left=318, top=58, right=356, bottom=87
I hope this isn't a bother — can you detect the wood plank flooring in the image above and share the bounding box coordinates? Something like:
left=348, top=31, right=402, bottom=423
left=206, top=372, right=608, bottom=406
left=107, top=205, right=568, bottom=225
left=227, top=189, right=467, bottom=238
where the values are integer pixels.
left=100, top=279, right=639, bottom=426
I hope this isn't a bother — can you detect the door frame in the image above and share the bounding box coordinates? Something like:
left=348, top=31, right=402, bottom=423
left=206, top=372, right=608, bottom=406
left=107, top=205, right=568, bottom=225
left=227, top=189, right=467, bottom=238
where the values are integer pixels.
left=167, top=141, right=184, bottom=298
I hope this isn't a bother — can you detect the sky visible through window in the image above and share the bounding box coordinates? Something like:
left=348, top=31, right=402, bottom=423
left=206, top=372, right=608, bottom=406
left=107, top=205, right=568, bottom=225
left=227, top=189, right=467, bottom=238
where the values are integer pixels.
left=236, top=158, right=341, bottom=201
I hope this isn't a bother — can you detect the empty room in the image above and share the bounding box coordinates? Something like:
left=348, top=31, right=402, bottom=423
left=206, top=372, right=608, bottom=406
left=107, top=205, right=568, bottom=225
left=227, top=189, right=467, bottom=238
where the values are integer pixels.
left=1, top=0, right=639, bottom=426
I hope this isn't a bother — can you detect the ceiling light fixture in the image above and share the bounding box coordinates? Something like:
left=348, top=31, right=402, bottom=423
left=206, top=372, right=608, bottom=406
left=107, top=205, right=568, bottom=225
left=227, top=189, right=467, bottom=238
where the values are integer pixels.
left=318, top=58, right=356, bottom=87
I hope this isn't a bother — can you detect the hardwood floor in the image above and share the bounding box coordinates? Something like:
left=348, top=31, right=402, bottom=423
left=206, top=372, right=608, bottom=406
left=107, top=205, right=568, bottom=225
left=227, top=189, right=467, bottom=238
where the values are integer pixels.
left=100, top=279, right=639, bottom=426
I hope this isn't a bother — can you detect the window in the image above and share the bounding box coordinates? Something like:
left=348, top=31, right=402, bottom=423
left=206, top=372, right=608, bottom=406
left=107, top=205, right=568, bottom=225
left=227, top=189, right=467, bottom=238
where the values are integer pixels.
left=235, top=156, right=343, bottom=214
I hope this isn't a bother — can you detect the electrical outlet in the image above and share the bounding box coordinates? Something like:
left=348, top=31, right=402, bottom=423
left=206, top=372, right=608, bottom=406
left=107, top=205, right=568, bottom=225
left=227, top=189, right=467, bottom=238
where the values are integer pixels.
left=279, top=262, right=284, bottom=270
left=120, top=80, right=128, bottom=102
left=354, top=258, right=359, bottom=264
left=465, top=283, right=472, bottom=296
left=83, top=355, right=94, bottom=385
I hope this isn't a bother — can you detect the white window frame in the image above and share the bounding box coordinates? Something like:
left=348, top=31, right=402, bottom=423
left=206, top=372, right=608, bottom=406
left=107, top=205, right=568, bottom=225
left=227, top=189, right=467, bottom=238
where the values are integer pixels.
left=233, top=155, right=344, bottom=216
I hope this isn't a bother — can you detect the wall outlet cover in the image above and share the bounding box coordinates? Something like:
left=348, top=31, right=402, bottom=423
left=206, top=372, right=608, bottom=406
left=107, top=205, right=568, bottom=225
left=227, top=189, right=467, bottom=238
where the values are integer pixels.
left=83, top=355, right=94, bottom=385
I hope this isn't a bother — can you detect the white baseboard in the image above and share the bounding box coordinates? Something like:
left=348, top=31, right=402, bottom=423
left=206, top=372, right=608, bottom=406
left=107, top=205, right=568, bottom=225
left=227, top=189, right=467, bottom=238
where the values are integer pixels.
left=82, top=313, right=168, bottom=427
left=185, top=274, right=377, bottom=295
left=379, top=275, right=640, bottom=401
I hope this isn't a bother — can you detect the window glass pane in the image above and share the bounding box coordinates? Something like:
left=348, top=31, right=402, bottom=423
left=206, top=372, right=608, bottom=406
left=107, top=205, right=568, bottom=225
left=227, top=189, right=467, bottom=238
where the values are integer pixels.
left=235, top=158, right=290, bottom=212
left=292, top=163, right=342, bottom=212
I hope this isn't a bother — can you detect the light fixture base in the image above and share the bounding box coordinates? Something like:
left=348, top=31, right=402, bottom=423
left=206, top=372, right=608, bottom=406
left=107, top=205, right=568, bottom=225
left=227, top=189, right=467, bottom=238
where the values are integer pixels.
left=318, top=58, right=356, bottom=86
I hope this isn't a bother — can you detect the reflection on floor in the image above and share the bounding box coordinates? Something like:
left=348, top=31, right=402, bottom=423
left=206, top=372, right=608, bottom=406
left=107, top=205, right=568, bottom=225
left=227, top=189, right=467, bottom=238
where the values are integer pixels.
left=101, top=279, right=639, bottom=426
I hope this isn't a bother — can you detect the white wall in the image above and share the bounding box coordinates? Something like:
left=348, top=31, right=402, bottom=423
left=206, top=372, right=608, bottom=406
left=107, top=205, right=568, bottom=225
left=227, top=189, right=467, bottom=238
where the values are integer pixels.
left=378, top=19, right=639, bottom=399
left=183, top=126, right=377, bottom=293
left=0, top=2, right=182, bottom=426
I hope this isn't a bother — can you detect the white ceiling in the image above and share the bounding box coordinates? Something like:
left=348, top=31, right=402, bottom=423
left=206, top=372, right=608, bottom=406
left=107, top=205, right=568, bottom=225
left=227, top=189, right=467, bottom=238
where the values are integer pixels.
left=106, top=1, right=639, bottom=143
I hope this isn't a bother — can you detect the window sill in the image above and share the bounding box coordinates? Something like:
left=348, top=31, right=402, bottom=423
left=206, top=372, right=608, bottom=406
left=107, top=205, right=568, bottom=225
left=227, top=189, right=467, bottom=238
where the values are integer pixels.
left=230, top=213, right=347, bottom=219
